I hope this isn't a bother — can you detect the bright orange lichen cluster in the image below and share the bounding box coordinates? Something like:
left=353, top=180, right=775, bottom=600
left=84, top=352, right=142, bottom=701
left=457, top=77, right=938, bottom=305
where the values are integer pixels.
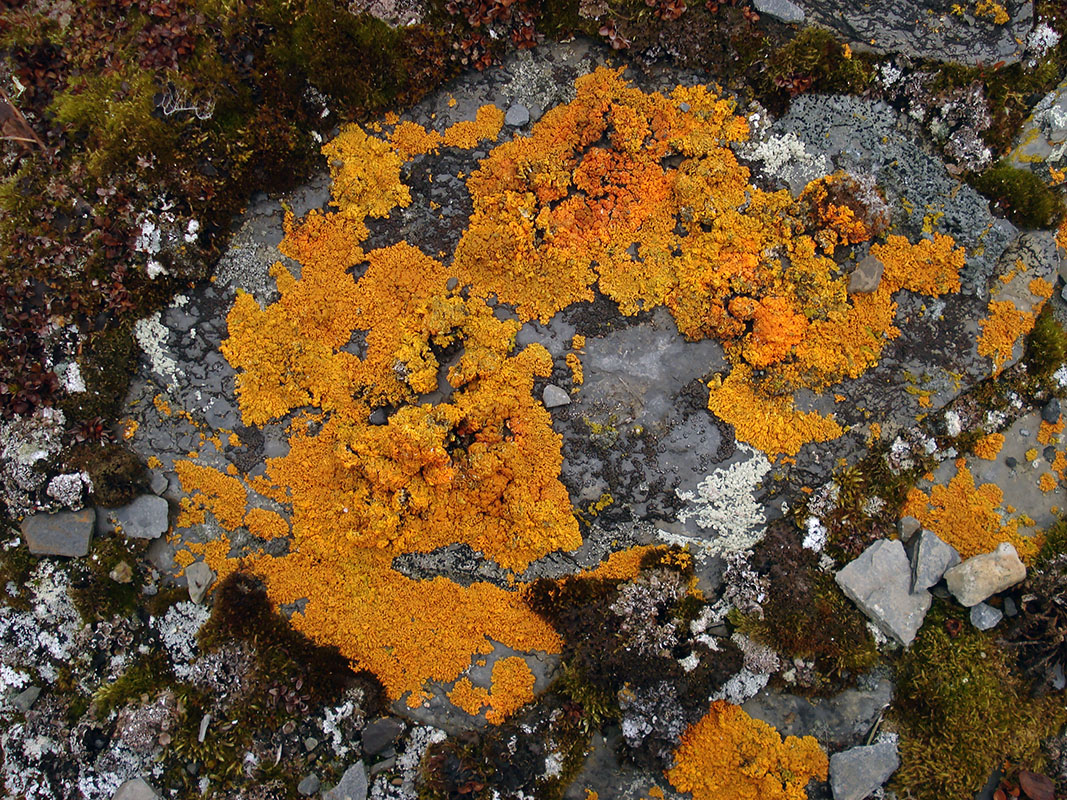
left=977, top=300, right=1039, bottom=376
left=903, top=460, right=1041, bottom=562
left=972, top=432, right=1005, bottom=460
left=667, top=701, right=828, bottom=800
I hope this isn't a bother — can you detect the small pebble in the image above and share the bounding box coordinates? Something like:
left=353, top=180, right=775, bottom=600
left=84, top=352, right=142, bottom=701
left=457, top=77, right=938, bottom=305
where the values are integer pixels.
left=1043, top=398, right=1061, bottom=423
left=970, top=602, right=1004, bottom=631
left=1044, top=445, right=1058, bottom=462
left=1005, top=456, right=1018, bottom=469
left=297, top=774, right=321, bottom=797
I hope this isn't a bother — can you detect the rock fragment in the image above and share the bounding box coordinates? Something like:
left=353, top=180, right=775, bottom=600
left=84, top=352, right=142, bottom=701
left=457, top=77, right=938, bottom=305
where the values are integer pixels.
left=186, top=561, right=216, bottom=604
left=297, top=774, right=320, bottom=796
left=909, top=529, right=960, bottom=592
left=103, top=495, right=169, bottom=539
left=323, top=761, right=368, bottom=800
left=835, top=539, right=931, bottom=646
left=969, top=602, right=1004, bottom=630
left=542, top=384, right=570, bottom=409
left=1043, top=398, right=1061, bottom=423
left=12, top=685, right=40, bottom=713
left=829, top=741, right=901, bottom=800
left=112, top=778, right=160, bottom=800
left=753, top=0, right=804, bottom=22
left=505, top=103, right=530, bottom=127
left=944, top=542, right=1027, bottom=606
left=897, top=515, right=921, bottom=542
left=848, top=254, right=884, bottom=294
left=21, top=508, right=95, bottom=557
left=362, top=717, right=405, bottom=755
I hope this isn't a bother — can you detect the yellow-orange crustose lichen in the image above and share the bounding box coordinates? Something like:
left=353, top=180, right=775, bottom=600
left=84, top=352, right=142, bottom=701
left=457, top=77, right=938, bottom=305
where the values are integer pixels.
left=177, top=68, right=969, bottom=708
left=667, top=701, right=828, bottom=800
left=485, top=656, right=537, bottom=723
left=972, top=432, right=1005, bottom=460
left=903, top=460, right=1040, bottom=562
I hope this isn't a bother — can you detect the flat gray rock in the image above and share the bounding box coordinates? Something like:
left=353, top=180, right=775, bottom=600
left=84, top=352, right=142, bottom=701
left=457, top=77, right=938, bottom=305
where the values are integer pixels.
left=945, top=542, right=1027, bottom=606
left=297, top=774, right=320, bottom=796
left=909, top=529, right=960, bottom=592
left=505, top=103, right=530, bottom=127
left=112, top=778, right=159, bottom=800
left=836, top=539, right=931, bottom=646
left=543, top=384, right=571, bottom=409
left=970, top=602, right=1004, bottom=630
left=323, top=761, right=368, bottom=800
left=186, top=560, right=216, bottom=604
left=21, top=508, right=95, bottom=557
left=897, top=515, right=921, bottom=542
left=753, top=0, right=804, bottom=23
left=362, top=717, right=406, bottom=755
left=103, top=495, right=169, bottom=539
left=12, top=685, right=40, bottom=713
left=829, top=741, right=901, bottom=800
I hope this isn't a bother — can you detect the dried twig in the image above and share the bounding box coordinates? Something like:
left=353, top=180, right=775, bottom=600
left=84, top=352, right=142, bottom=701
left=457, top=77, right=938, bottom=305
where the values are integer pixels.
left=0, top=84, right=45, bottom=149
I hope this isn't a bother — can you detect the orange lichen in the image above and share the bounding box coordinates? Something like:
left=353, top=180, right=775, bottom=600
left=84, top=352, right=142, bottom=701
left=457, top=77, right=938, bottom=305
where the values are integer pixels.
left=667, top=701, right=828, bottom=800
left=243, top=507, right=290, bottom=540
left=902, top=460, right=1040, bottom=562
left=1040, top=472, right=1058, bottom=493
left=871, top=233, right=964, bottom=297
left=389, top=120, right=443, bottom=161
left=977, top=299, right=1040, bottom=376
left=484, top=656, right=537, bottom=723
left=449, top=677, right=491, bottom=715
left=1030, top=277, right=1055, bottom=299
left=1038, top=416, right=1063, bottom=444
left=153, top=394, right=172, bottom=416
left=174, top=461, right=248, bottom=530
left=442, top=105, right=505, bottom=149
left=566, top=352, right=584, bottom=386
left=147, top=455, right=163, bottom=469
left=973, top=432, right=1005, bottom=460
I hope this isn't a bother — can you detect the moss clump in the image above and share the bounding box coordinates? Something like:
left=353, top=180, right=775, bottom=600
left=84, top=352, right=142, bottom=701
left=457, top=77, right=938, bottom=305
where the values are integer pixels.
left=92, top=651, right=174, bottom=718
left=891, top=603, right=1067, bottom=800
left=1036, top=516, right=1067, bottom=568
left=764, top=28, right=872, bottom=102
left=968, top=162, right=1066, bottom=229
left=59, top=324, right=138, bottom=424
left=66, top=441, right=147, bottom=507
left=68, top=534, right=146, bottom=622
left=1024, top=304, right=1067, bottom=385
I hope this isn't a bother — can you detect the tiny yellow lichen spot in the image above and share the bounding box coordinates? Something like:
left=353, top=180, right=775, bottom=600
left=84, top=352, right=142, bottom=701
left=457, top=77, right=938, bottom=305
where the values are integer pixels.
left=1027, top=447, right=1040, bottom=462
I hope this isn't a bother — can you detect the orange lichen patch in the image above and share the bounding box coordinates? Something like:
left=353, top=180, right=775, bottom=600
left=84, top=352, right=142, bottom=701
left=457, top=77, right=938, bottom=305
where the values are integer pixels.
left=322, top=124, right=411, bottom=219
left=228, top=433, right=241, bottom=447
left=667, top=701, right=828, bottom=800
left=389, top=120, right=443, bottom=161
left=174, top=461, right=248, bottom=530
left=1027, top=447, right=1040, bottom=462
left=484, top=656, right=537, bottom=723
left=706, top=367, right=842, bottom=457
left=566, top=352, right=584, bottom=386
left=742, top=297, right=808, bottom=369
left=121, top=418, right=139, bottom=440
left=1030, top=277, right=1055, bottom=299
left=1058, top=217, right=1067, bottom=252
left=1040, top=472, right=1059, bottom=493
left=799, top=173, right=875, bottom=255
left=575, top=545, right=667, bottom=581
left=977, top=299, right=1040, bottom=376
left=147, top=455, right=163, bottom=469
left=449, top=677, right=491, bottom=715
left=1054, top=450, right=1067, bottom=480
left=442, top=105, right=505, bottom=149
left=1038, top=416, right=1063, bottom=444
left=153, top=394, right=172, bottom=416
left=243, top=507, right=290, bottom=540
left=902, top=460, right=1040, bottom=562
left=973, top=432, right=1005, bottom=460
left=871, top=233, right=964, bottom=297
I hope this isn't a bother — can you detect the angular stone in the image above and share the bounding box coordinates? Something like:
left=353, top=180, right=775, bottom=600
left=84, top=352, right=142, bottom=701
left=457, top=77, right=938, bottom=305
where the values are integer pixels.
left=1043, top=398, right=1061, bottom=424
left=149, top=470, right=169, bottom=496
left=323, top=761, right=368, bottom=800
left=112, top=778, right=160, bottom=800
left=186, top=561, right=216, bottom=604
left=835, top=539, right=931, bottom=646
left=829, top=741, right=900, bottom=800
left=543, top=384, right=571, bottom=409
left=909, top=529, right=961, bottom=592
left=970, top=602, right=1004, bottom=631
left=505, top=103, right=530, bottom=127
left=848, top=254, right=884, bottom=294
left=109, top=561, right=134, bottom=584
left=944, top=542, right=1027, bottom=607
left=12, top=685, right=40, bottom=713
left=297, top=774, right=320, bottom=796
left=753, top=0, right=805, bottom=22
left=21, top=508, right=95, bottom=557
left=104, top=495, right=169, bottom=539
left=362, top=717, right=405, bottom=755
left=897, top=515, right=921, bottom=542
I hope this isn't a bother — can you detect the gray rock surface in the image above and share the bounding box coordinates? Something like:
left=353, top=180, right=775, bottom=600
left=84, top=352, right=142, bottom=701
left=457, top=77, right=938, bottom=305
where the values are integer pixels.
left=836, top=539, right=931, bottom=645
left=970, top=602, right=1004, bottom=630
left=909, top=529, right=961, bottom=592
left=743, top=675, right=894, bottom=743
left=297, top=774, right=320, bottom=796
left=829, top=741, right=901, bottom=800
left=185, top=561, right=216, bottom=604
left=945, top=542, right=1027, bottom=606
left=323, top=761, right=369, bottom=800
left=753, top=0, right=804, bottom=22
left=112, top=778, right=159, bottom=800
left=20, top=508, right=95, bottom=557
left=1009, top=75, right=1067, bottom=172
left=848, top=253, right=884, bottom=294
left=148, top=469, right=169, bottom=496
left=11, top=685, right=40, bottom=713
left=897, top=515, right=921, bottom=542
left=543, top=384, right=571, bottom=409
left=362, top=717, right=406, bottom=755
left=102, top=495, right=169, bottom=539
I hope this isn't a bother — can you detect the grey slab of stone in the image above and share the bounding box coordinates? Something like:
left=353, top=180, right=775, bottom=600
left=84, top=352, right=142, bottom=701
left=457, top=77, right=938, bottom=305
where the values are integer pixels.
left=1009, top=75, right=1067, bottom=171
left=829, top=741, right=900, bottom=800
left=12, top=685, right=40, bottom=713
left=505, top=103, right=530, bottom=127
left=149, top=470, right=169, bottom=496
left=362, top=717, right=406, bottom=755
left=21, top=508, right=95, bottom=557
left=944, top=542, right=1027, bottom=607
left=835, top=539, right=931, bottom=646
left=186, top=561, right=216, bottom=604
left=543, top=384, right=571, bottom=409
left=753, top=0, right=804, bottom=23
left=897, top=515, right=921, bottom=543
left=909, top=529, right=961, bottom=592
left=323, top=761, right=368, bottom=800
left=297, top=774, right=320, bottom=796
left=970, top=602, right=1004, bottom=631
left=848, top=254, right=884, bottom=294
left=112, top=778, right=159, bottom=800
left=103, top=495, right=169, bottom=539
left=1044, top=398, right=1062, bottom=423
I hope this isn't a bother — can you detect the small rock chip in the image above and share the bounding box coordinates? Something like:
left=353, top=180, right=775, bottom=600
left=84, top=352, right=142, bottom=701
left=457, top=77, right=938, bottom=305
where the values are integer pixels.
left=109, top=561, right=134, bottom=584
left=897, top=515, right=921, bottom=543
left=969, top=602, right=1004, bottom=631
left=505, top=103, right=530, bottom=127
left=112, top=778, right=160, bottom=800
left=12, top=685, right=41, bottom=713
left=1045, top=445, right=1058, bottom=462
left=304, top=737, right=320, bottom=752
left=944, top=542, right=1027, bottom=607
left=105, top=495, right=170, bottom=539
left=909, top=529, right=961, bottom=592
left=835, top=539, right=931, bottom=646
left=1005, top=456, right=1019, bottom=469
left=753, top=0, right=805, bottom=22
left=542, top=384, right=571, bottom=409
left=21, top=508, right=95, bottom=557
left=848, top=254, right=884, bottom=294
left=1042, top=398, right=1061, bottom=424
left=149, top=470, right=169, bottom=496
left=198, top=713, right=211, bottom=743
left=323, top=761, right=369, bottom=800
left=829, top=741, right=900, bottom=800
left=362, top=717, right=406, bottom=755
left=297, top=774, right=321, bottom=797
left=186, top=561, right=216, bottom=604
left=1004, top=596, right=1019, bottom=616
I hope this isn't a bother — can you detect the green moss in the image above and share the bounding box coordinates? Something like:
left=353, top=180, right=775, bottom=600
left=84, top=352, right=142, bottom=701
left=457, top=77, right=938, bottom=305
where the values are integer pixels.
left=68, top=534, right=146, bottom=623
left=66, top=441, right=147, bottom=508
left=764, top=28, right=872, bottom=100
left=968, top=162, right=1066, bottom=229
left=92, top=652, right=175, bottom=718
left=0, top=539, right=38, bottom=610
left=891, top=603, right=1067, bottom=800
left=59, top=325, right=138, bottom=423
left=1024, top=304, right=1067, bottom=384
left=1036, top=516, right=1067, bottom=568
